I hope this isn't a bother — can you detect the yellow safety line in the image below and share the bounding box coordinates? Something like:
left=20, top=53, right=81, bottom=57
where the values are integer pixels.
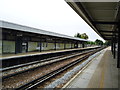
left=100, top=57, right=107, bottom=88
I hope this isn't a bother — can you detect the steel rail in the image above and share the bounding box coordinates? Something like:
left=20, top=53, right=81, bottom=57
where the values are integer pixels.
left=16, top=47, right=105, bottom=90
left=1, top=46, right=100, bottom=69
left=2, top=48, right=95, bottom=80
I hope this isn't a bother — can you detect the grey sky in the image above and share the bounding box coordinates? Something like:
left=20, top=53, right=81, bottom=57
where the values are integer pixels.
left=0, top=0, right=105, bottom=42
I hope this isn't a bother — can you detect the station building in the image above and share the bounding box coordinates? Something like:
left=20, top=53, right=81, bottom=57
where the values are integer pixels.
left=0, top=20, right=89, bottom=55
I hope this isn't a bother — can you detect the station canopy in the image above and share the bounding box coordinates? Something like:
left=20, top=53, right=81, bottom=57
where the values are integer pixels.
left=66, top=0, right=120, bottom=41
left=0, top=20, right=89, bottom=42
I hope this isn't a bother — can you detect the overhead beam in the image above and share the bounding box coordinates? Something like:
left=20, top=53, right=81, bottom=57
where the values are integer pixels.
left=92, top=21, right=118, bottom=25
left=103, top=34, right=113, bottom=36
left=99, top=30, right=118, bottom=33
left=102, top=34, right=118, bottom=36
left=104, top=35, right=115, bottom=37
left=105, top=38, right=112, bottom=40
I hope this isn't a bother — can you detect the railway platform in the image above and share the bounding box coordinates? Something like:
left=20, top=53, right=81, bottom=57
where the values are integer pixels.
left=1, top=46, right=101, bottom=69
left=1, top=46, right=98, bottom=59
left=63, top=47, right=119, bottom=88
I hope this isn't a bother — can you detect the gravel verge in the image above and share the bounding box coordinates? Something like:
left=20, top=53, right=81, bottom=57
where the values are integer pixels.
left=44, top=50, right=103, bottom=88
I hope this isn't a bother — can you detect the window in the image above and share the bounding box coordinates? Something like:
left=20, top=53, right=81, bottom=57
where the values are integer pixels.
left=58, top=43, right=60, bottom=47
left=37, top=42, right=40, bottom=47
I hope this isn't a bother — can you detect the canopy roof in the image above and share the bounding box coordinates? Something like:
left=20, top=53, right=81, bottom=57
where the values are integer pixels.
left=0, top=20, right=89, bottom=42
left=66, top=1, right=120, bottom=41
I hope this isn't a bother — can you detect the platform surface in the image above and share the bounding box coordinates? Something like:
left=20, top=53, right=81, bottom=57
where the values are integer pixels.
left=64, top=47, right=119, bottom=88
left=1, top=46, right=98, bottom=59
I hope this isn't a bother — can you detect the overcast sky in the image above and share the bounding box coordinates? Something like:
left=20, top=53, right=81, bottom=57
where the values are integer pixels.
left=0, top=0, right=105, bottom=42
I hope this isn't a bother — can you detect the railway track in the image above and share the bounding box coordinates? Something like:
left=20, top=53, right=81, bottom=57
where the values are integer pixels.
left=2, top=49, right=93, bottom=79
left=2, top=52, right=77, bottom=79
left=2, top=47, right=105, bottom=89
left=17, top=47, right=104, bottom=90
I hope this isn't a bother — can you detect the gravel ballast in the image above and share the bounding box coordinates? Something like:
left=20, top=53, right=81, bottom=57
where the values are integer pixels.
left=45, top=50, right=103, bottom=88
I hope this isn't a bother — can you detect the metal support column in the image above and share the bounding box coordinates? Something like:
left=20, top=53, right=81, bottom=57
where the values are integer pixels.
left=2, top=38, right=3, bottom=54
left=117, top=3, right=120, bottom=68
left=113, top=41, right=116, bottom=59
left=26, top=42, right=28, bottom=52
left=117, top=25, right=120, bottom=68
left=71, top=42, right=72, bottom=49
left=111, top=39, right=113, bottom=54
left=15, top=36, right=22, bottom=54
left=82, top=42, right=84, bottom=48
left=64, top=42, right=66, bottom=49
left=39, top=36, right=42, bottom=52
left=1, top=27, right=2, bottom=69
left=54, top=40, right=56, bottom=50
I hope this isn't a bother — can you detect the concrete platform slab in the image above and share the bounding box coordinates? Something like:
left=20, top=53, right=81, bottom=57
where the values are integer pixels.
left=1, top=46, right=98, bottom=59
left=64, top=47, right=119, bottom=88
